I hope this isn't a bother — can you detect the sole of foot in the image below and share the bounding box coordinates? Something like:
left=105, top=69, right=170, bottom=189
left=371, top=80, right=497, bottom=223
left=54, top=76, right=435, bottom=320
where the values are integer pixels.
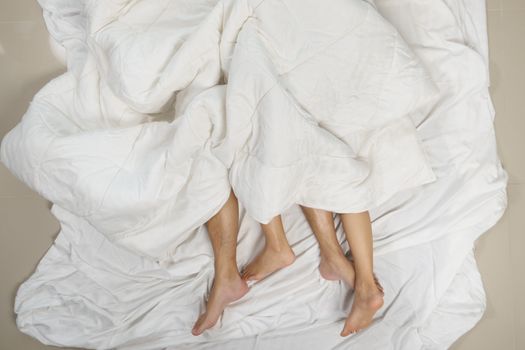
left=340, top=279, right=385, bottom=336
left=319, top=253, right=356, bottom=288
left=191, top=275, right=249, bottom=336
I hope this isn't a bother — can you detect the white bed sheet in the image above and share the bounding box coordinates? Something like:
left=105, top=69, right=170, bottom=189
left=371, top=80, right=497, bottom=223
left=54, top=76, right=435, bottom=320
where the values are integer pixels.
left=0, top=0, right=508, bottom=349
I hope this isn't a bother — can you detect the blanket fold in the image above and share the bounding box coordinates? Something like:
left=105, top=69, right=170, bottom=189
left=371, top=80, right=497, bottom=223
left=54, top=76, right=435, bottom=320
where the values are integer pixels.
left=0, top=0, right=508, bottom=349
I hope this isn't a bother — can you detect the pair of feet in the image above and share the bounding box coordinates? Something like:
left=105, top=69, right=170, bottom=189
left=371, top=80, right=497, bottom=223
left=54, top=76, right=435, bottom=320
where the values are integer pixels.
left=191, top=245, right=384, bottom=336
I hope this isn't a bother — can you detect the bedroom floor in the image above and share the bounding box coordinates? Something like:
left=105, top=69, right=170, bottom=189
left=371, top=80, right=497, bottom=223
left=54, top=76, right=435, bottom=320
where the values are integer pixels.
left=0, top=1, right=523, bottom=349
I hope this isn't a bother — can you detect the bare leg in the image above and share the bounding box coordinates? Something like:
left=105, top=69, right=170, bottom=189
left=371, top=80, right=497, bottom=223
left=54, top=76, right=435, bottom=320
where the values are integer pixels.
left=192, top=190, right=249, bottom=336
left=339, top=211, right=384, bottom=336
left=241, top=215, right=296, bottom=281
left=300, top=206, right=356, bottom=288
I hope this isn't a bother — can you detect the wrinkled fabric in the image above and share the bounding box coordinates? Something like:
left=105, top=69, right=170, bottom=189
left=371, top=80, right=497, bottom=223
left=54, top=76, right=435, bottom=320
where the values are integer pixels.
left=0, top=0, right=507, bottom=349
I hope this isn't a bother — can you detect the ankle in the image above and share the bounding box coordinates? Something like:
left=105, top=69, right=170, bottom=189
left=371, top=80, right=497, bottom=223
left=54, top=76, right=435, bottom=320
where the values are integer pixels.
left=320, top=248, right=346, bottom=263
left=355, top=275, right=377, bottom=289
left=265, top=241, right=294, bottom=254
left=214, top=265, right=241, bottom=281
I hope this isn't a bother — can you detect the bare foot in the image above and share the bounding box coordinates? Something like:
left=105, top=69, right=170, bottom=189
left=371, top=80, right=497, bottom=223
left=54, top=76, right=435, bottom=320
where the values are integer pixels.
left=319, top=252, right=356, bottom=288
left=319, top=253, right=384, bottom=293
left=192, top=273, right=249, bottom=336
left=241, top=245, right=296, bottom=281
left=340, top=278, right=385, bottom=336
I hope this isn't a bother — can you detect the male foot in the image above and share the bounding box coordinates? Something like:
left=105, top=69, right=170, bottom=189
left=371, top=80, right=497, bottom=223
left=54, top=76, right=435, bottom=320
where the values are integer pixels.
left=340, top=278, right=385, bottom=336
left=241, top=245, right=296, bottom=281
left=192, top=273, right=249, bottom=336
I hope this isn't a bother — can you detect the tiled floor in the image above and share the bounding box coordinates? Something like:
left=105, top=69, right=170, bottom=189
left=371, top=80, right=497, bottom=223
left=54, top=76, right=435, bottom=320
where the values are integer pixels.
left=0, top=1, right=523, bottom=349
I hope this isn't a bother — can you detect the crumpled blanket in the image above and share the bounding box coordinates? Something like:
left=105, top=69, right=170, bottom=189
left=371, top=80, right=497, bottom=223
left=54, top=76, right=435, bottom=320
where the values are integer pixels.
left=0, top=0, right=508, bottom=349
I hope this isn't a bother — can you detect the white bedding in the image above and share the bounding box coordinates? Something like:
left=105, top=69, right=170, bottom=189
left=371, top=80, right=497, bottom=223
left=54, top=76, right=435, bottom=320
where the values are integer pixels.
left=0, top=0, right=508, bottom=349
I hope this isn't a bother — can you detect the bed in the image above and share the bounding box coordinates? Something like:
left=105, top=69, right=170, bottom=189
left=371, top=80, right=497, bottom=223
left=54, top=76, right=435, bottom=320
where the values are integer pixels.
left=0, top=0, right=508, bottom=349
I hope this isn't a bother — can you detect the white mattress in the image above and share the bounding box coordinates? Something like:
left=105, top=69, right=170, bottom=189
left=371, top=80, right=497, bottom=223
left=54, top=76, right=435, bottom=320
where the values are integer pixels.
left=0, top=0, right=508, bottom=349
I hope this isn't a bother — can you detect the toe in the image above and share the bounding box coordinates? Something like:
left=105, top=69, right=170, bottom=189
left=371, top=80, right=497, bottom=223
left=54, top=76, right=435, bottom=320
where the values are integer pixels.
left=192, top=315, right=204, bottom=336
left=341, top=322, right=356, bottom=337
left=340, top=328, right=353, bottom=337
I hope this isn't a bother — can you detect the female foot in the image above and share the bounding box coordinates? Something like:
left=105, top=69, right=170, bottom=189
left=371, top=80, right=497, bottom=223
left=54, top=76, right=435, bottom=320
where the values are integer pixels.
left=319, top=252, right=356, bottom=288
left=192, top=272, right=249, bottom=336
left=340, top=277, right=385, bottom=336
left=241, top=245, right=296, bottom=281
left=319, top=252, right=384, bottom=292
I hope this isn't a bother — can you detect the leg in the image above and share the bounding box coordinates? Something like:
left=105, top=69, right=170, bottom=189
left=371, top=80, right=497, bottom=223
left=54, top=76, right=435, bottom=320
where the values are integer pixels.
left=192, top=190, right=249, bottom=336
left=339, top=211, right=384, bottom=336
left=299, top=206, right=356, bottom=288
left=241, top=214, right=296, bottom=281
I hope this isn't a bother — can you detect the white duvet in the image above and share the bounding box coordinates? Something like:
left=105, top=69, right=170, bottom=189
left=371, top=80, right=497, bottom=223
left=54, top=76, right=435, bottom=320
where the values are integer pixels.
left=0, top=0, right=508, bottom=349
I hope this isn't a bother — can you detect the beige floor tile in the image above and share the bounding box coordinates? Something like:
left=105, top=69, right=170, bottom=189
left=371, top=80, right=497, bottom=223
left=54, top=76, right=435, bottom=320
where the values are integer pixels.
left=492, top=10, right=525, bottom=184
left=0, top=197, right=78, bottom=350
left=0, top=20, right=65, bottom=142
left=487, top=11, right=505, bottom=122
left=502, top=0, right=525, bottom=10
left=487, top=0, right=501, bottom=10
left=499, top=10, right=525, bottom=104
left=0, top=0, right=43, bottom=22
left=451, top=209, right=517, bottom=350
left=507, top=184, right=525, bottom=349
